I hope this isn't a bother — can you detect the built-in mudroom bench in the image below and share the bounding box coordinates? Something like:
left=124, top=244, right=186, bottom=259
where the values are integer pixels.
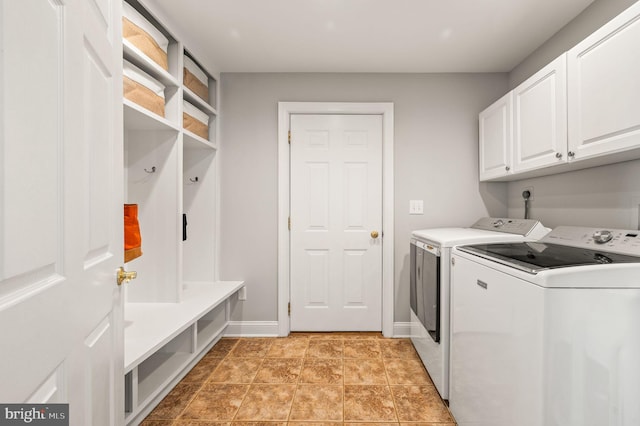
left=124, top=282, right=243, bottom=424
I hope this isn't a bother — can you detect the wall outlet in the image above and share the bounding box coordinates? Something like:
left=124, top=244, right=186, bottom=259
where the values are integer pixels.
left=409, top=200, right=424, bottom=215
left=238, top=286, right=247, bottom=301
left=522, top=186, right=534, bottom=201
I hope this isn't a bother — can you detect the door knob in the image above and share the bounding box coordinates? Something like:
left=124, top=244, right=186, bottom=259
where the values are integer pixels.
left=371, top=231, right=379, bottom=239
left=117, top=267, right=137, bottom=286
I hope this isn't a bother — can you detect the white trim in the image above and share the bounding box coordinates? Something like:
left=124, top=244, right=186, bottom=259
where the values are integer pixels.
left=224, top=321, right=280, bottom=337
left=393, top=322, right=412, bottom=338
left=277, top=102, right=395, bottom=338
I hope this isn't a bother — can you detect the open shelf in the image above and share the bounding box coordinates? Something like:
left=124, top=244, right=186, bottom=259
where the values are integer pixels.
left=183, top=86, right=218, bottom=116
left=137, top=328, right=193, bottom=403
left=196, top=303, right=227, bottom=352
left=124, top=99, right=180, bottom=132
left=183, top=129, right=217, bottom=150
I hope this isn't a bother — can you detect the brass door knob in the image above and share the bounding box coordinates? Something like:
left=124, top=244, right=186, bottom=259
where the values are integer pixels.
left=371, top=231, right=379, bottom=239
left=117, top=267, right=137, bottom=286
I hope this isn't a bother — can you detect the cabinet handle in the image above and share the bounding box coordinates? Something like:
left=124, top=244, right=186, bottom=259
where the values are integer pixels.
left=477, top=280, right=488, bottom=289
left=505, top=166, right=511, bottom=171
left=555, top=152, right=563, bottom=159
left=568, top=151, right=575, bottom=158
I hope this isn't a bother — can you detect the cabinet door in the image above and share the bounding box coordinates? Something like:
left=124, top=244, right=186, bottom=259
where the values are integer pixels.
left=568, top=2, right=640, bottom=161
left=513, top=54, right=568, bottom=173
left=479, top=92, right=512, bottom=181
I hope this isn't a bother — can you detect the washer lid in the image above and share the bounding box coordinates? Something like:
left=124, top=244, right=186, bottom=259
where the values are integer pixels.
left=458, top=242, right=640, bottom=274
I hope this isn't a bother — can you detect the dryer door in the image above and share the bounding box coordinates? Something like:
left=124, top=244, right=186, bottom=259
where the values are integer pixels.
left=422, top=248, right=441, bottom=342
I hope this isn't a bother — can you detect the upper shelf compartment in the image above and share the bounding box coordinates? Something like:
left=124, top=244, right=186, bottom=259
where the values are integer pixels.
left=123, top=0, right=180, bottom=88
left=183, top=50, right=218, bottom=111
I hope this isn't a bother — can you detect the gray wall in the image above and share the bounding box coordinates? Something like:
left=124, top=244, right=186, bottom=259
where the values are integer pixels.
left=506, top=0, right=640, bottom=229
left=219, top=73, right=508, bottom=325
left=507, top=161, right=640, bottom=229
left=509, top=0, right=638, bottom=87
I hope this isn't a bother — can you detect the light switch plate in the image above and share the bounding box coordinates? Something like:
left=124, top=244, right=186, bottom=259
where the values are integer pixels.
left=238, top=287, right=247, bottom=301
left=409, top=200, right=424, bottom=215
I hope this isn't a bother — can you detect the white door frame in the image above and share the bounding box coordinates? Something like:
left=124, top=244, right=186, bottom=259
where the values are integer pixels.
left=277, top=102, right=394, bottom=337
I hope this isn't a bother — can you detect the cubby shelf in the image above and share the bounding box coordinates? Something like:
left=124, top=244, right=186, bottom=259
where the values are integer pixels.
left=183, top=86, right=218, bottom=116
left=183, top=129, right=217, bottom=150
left=124, top=99, right=180, bottom=132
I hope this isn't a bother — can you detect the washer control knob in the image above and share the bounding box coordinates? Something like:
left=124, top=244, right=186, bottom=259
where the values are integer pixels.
left=492, top=219, right=504, bottom=228
left=593, top=230, right=613, bottom=244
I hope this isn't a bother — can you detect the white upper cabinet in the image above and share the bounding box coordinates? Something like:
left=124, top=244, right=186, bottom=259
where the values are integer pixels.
left=513, top=54, right=567, bottom=173
left=568, top=1, right=640, bottom=161
left=480, top=1, right=640, bottom=182
left=479, top=92, right=512, bottom=181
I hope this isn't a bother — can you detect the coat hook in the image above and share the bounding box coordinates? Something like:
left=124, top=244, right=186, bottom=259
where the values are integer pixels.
left=189, top=177, right=199, bottom=183
left=144, top=166, right=156, bottom=173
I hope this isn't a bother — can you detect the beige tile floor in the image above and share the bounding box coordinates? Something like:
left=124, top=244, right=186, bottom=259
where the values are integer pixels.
left=141, top=333, right=456, bottom=425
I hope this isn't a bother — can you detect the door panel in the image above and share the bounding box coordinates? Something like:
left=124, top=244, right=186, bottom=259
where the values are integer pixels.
left=305, top=250, right=330, bottom=306
left=0, top=0, right=123, bottom=424
left=1, top=0, right=62, bottom=294
left=567, top=3, right=640, bottom=160
left=479, top=93, right=512, bottom=180
left=290, top=114, right=382, bottom=331
left=513, top=55, right=567, bottom=173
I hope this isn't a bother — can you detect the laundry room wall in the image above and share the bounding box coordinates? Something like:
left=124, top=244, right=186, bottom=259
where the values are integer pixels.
left=508, top=0, right=638, bottom=88
left=219, top=73, right=508, bottom=327
left=505, top=0, right=640, bottom=230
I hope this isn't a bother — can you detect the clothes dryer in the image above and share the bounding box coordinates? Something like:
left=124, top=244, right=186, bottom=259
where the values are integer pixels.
left=410, top=217, right=549, bottom=400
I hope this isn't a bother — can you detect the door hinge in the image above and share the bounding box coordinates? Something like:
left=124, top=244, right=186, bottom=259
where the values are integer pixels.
left=288, top=217, right=291, bottom=230
left=288, top=302, right=291, bottom=316
left=288, top=130, right=291, bottom=144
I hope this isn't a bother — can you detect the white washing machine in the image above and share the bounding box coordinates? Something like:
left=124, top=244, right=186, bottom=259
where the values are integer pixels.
left=410, top=217, right=550, bottom=400
left=450, top=226, right=640, bottom=426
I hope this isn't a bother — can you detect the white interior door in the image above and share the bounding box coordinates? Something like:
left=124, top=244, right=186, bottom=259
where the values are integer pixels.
left=1, top=0, right=124, bottom=424
left=290, top=114, right=382, bottom=331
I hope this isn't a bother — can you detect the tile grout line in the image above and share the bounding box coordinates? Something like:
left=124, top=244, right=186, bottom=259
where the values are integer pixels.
left=172, top=338, right=240, bottom=423
left=286, top=336, right=308, bottom=423
left=231, top=337, right=271, bottom=422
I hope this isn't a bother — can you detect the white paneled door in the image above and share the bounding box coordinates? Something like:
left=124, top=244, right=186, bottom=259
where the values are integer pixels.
left=290, top=115, right=382, bottom=331
left=1, top=0, right=123, bottom=424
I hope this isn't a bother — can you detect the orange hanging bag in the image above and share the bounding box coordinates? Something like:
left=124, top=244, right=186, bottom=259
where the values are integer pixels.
left=124, top=204, right=142, bottom=262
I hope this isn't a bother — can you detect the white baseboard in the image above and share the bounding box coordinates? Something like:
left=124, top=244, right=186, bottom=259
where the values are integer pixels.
left=224, top=320, right=411, bottom=338
left=393, top=321, right=412, bottom=338
left=224, top=321, right=280, bottom=337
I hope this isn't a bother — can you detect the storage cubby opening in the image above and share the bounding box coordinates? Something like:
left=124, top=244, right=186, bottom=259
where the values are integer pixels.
left=196, top=303, right=226, bottom=351
left=183, top=49, right=217, bottom=110
left=182, top=148, right=216, bottom=283
left=123, top=0, right=180, bottom=86
left=124, top=130, right=180, bottom=302
left=136, top=326, right=194, bottom=403
left=125, top=0, right=176, bottom=42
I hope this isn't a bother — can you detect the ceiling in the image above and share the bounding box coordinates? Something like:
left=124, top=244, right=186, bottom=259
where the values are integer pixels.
left=146, top=0, right=595, bottom=73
